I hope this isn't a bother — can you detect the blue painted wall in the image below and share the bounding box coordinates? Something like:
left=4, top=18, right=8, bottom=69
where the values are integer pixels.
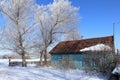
left=51, top=53, right=85, bottom=69
left=51, top=53, right=101, bottom=69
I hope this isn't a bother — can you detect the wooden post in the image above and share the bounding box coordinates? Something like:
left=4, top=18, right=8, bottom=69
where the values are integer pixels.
left=113, top=23, right=115, bottom=55
left=8, top=57, right=11, bottom=66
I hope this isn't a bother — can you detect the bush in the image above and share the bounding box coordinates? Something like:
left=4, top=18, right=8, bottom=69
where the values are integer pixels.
left=83, top=50, right=117, bottom=74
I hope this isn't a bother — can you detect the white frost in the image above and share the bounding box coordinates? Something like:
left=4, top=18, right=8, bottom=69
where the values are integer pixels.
left=80, top=44, right=111, bottom=52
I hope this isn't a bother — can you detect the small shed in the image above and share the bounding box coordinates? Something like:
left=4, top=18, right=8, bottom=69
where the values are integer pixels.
left=49, top=36, right=114, bottom=69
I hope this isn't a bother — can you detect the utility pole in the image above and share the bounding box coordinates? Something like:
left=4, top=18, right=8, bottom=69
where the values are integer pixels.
left=113, top=21, right=120, bottom=54
left=113, top=23, right=115, bottom=37
left=113, top=23, right=115, bottom=54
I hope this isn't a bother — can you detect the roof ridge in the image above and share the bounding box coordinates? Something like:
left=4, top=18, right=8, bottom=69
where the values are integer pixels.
left=61, top=35, right=113, bottom=43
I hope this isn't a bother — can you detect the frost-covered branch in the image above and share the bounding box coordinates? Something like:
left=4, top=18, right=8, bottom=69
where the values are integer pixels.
left=34, top=0, right=80, bottom=65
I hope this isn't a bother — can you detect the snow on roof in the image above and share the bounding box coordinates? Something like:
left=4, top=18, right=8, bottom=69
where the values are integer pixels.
left=80, top=44, right=112, bottom=52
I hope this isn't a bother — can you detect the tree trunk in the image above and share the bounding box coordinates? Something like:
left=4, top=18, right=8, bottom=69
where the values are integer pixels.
left=44, top=49, right=47, bottom=65
left=22, top=53, right=27, bottom=67
left=40, top=52, right=43, bottom=66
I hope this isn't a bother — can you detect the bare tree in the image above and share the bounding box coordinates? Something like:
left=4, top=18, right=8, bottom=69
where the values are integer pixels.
left=35, top=0, right=80, bottom=65
left=0, top=0, right=35, bottom=67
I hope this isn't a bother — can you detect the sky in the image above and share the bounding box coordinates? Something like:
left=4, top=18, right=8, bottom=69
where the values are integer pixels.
left=36, top=0, right=120, bottom=49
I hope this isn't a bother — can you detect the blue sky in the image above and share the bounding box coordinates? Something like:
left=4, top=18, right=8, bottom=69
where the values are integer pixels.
left=36, top=0, right=120, bottom=49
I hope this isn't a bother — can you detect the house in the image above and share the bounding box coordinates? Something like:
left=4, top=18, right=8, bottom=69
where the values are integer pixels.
left=49, top=36, right=114, bottom=69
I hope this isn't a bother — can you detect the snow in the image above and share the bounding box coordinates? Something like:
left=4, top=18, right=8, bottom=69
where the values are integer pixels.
left=112, top=65, right=120, bottom=74
left=10, top=59, right=40, bottom=62
left=80, top=44, right=111, bottom=52
left=4, top=59, right=50, bottom=62
left=0, top=59, right=108, bottom=80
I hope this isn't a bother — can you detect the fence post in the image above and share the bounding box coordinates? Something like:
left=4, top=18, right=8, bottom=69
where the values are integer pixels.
left=8, top=57, right=11, bottom=66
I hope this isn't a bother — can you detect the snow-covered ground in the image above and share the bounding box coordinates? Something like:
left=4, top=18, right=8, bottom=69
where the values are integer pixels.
left=0, top=59, right=108, bottom=80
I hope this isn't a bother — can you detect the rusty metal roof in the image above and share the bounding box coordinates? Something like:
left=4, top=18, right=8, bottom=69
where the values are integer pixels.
left=49, top=36, right=114, bottom=54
